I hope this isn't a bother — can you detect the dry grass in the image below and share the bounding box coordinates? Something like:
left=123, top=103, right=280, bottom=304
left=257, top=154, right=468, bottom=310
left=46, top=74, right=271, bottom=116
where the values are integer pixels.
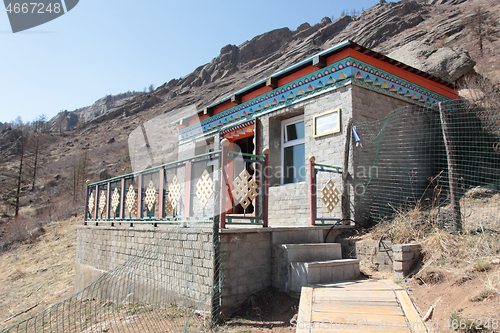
left=0, top=215, right=78, bottom=331
left=371, top=191, right=500, bottom=270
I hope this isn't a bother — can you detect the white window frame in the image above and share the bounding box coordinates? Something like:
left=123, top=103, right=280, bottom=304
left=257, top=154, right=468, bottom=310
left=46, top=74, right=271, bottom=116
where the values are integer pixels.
left=281, top=115, right=305, bottom=185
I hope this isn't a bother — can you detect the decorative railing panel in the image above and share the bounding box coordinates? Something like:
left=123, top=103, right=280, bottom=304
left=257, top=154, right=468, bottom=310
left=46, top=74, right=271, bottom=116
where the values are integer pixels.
left=223, top=150, right=267, bottom=226
left=85, top=151, right=222, bottom=226
left=309, top=157, right=343, bottom=225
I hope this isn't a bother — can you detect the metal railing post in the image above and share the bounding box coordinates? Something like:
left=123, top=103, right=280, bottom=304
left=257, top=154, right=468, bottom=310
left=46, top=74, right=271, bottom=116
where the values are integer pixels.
left=220, top=139, right=230, bottom=228
left=159, top=169, right=165, bottom=220
left=106, top=182, right=111, bottom=222
left=309, top=156, right=316, bottom=226
left=184, top=162, right=192, bottom=218
left=262, top=147, right=270, bottom=227
left=94, top=185, right=99, bottom=221
left=119, top=178, right=125, bottom=220
left=137, top=174, right=143, bottom=220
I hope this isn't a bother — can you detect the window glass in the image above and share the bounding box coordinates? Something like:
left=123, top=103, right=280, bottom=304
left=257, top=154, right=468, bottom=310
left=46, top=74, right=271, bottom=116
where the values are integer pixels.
left=283, top=143, right=305, bottom=184
left=282, top=115, right=305, bottom=185
left=286, top=121, right=304, bottom=142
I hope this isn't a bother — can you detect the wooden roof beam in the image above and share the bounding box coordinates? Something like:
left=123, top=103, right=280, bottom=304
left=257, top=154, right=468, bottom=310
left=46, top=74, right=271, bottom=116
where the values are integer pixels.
left=231, top=94, right=241, bottom=104
left=266, top=77, right=278, bottom=89
left=313, top=55, right=327, bottom=69
left=203, top=107, right=214, bottom=116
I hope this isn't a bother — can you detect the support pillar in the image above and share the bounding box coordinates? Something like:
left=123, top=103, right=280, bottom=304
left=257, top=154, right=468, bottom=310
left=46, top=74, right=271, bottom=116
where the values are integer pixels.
left=220, top=139, right=230, bottom=228
left=309, top=156, right=316, bottom=226
left=262, top=147, right=270, bottom=227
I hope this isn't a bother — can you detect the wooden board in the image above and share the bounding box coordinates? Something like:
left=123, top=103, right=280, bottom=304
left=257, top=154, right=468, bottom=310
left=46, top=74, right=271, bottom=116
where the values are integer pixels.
left=295, top=279, right=427, bottom=333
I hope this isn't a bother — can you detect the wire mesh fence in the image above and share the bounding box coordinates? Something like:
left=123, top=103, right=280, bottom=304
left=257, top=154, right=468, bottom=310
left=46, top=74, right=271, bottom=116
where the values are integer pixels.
left=2, top=221, right=223, bottom=333
left=353, top=94, right=500, bottom=230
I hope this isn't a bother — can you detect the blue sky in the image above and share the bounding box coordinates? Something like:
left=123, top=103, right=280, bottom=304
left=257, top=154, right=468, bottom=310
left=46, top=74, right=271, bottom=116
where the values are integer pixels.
left=0, top=0, right=398, bottom=124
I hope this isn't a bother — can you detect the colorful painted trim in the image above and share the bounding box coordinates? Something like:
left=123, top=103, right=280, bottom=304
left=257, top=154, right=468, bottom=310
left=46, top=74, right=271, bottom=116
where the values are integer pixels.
left=178, top=56, right=453, bottom=143
left=219, top=119, right=255, bottom=140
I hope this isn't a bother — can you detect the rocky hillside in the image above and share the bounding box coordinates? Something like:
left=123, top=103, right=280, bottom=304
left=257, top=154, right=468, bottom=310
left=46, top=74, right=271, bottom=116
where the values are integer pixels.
left=47, top=91, right=142, bottom=131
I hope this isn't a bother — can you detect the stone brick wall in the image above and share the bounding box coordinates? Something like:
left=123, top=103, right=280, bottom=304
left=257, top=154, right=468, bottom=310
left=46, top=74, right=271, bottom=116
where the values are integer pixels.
left=268, top=183, right=310, bottom=226
left=350, top=85, right=433, bottom=225
left=351, top=85, right=412, bottom=123
left=350, top=239, right=422, bottom=278
left=75, top=224, right=214, bottom=310
left=220, top=231, right=272, bottom=315
left=393, top=243, right=422, bottom=280
left=354, top=238, right=394, bottom=272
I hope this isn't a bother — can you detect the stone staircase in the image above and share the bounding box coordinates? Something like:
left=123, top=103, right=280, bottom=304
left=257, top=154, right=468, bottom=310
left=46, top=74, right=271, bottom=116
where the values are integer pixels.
left=279, top=243, right=360, bottom=293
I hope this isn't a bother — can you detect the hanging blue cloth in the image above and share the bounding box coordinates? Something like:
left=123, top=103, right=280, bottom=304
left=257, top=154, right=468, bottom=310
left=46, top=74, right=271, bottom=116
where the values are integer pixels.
left=353, top=126, right=362, bottom=147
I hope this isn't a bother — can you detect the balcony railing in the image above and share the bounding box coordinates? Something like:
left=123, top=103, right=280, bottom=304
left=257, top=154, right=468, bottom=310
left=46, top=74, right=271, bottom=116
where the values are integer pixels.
left=85, top=140, right=269, bottom=227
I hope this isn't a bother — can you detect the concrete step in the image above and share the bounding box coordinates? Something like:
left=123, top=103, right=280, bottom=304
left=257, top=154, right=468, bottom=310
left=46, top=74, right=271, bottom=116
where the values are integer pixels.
left=281, top=243, right=342, bottom=262
left=289, top=259, right=360, bottom=293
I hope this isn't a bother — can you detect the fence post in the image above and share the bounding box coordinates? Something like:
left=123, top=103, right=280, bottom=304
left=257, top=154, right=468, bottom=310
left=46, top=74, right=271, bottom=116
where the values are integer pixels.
left=309, top=156, right=316, bottom=226
left=220, top=139, right=230, bottom=228
left=262, top=147, right=270, bottom=227
left=439, top=102, right=462, bottom=232
left=84, top=181, right=89, bottom=225
left=341, top=118, right=353, bottom=224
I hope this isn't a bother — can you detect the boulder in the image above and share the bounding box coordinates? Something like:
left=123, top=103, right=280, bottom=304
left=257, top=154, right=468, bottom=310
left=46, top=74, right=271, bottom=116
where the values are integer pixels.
left=388, top=41, right=475, bottom=82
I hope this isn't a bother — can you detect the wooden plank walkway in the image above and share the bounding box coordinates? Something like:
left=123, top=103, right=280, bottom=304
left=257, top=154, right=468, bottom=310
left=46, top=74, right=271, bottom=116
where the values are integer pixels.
left=296, top=279, right=427, bottom=333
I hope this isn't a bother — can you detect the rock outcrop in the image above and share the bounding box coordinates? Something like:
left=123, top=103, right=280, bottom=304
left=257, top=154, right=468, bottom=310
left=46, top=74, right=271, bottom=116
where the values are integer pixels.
left=389, top=41, right=475, bottom=82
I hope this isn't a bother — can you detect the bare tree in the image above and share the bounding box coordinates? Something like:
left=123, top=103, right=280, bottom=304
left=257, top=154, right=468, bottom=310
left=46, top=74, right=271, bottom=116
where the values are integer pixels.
left=34, top=114, right=48, bottom=133
left=466, top=5, right=499, bottom=56
left=26, top=132, right=48, bottom=191
left=71, top=148, right=89, bottom=204
left=13, top=134, right=29, bottom=217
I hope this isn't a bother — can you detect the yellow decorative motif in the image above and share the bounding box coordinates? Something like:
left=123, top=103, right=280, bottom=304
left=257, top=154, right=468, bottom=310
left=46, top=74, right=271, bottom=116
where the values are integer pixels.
left=168, top=176, right=181, bottom=210
left=165, top=195, right=174, bottom=215
left=98, top=190, right=107, bottom=217
left=321, top=179, right=340, bottom=213
left=232, top=170, right=258, bottom=210
left=144, top=180, right=157, bottom=212
left=196, top=170, right=214, bottom=208
left=111, top=188, right=120, bottom=216
left=125, top=184, right=137, bottom=216
left=88, top=192, right=95, bottom=216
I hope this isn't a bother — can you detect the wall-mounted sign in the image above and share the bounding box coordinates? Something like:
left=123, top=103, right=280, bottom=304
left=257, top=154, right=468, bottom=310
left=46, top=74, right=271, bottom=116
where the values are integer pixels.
left=313, top=108, right=341, bottom=137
